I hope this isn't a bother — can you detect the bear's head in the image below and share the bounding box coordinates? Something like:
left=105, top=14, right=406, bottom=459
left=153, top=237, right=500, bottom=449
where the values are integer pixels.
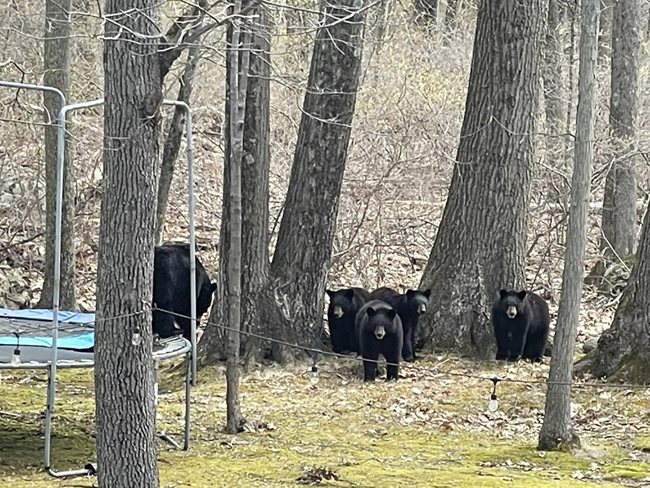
left=405, top=289, right=431, bottom=316
left=498, top=289, right=527, bottom=319
left=326, top=288, right=356, bottom=319
left=365, top=305, right=398, bottom=340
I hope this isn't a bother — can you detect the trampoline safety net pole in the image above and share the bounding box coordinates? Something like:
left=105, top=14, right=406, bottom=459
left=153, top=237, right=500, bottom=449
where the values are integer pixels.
left=163, top=100, right=198, bottom=386
left=0, top=80, right=66, bottom=470
left=183, top=103, right=198, bottom=388
left=46, top=98, right=103, bottom=473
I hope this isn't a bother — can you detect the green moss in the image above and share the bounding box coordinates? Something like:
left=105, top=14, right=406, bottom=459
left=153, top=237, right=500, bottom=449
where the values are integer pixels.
left=0, top=357, right=649, bottom=487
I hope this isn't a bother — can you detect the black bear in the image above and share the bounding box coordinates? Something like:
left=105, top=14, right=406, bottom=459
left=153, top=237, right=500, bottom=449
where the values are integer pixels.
left=491, top=288, right=550, bottom=362
left=325, top=287, right=370, bottom=353
left=153, top=244, right=217, bottom=341
left=355, top=300, right=403, bottom=381
left=369, top=287, right=431, bottom=362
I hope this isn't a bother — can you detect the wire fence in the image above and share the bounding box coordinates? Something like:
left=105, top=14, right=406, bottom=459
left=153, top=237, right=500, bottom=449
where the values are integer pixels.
left=2, top=305, right=648, bottom=391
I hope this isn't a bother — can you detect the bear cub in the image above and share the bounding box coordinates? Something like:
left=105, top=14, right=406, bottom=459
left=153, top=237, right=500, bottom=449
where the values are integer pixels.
left=491, top=288, right=550, bottom=362
left=153, top=244, right=217, bottom=341
left=326, top=287, right=370, bottom=354
left=356, top=300, right=403, bottom=381
left=369, top=287, right=431, bottom=362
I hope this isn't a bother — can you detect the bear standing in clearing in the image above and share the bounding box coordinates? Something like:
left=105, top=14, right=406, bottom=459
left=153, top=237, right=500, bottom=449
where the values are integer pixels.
left=491, top=289, right=550, bottom=362
left=326, top=287, right=370, bottom=353
left=152, top=244, right=217, bottom=341
left=356, top=300, right=403, bottom=381
left=369, top=287, right=431, bottom=362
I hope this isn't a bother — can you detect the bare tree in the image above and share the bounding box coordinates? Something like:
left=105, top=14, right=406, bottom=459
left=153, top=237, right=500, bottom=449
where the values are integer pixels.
left=37, top=0, right=75, bottom=310
left=155, top=47, right=201, bottom=244
left=94, top=1, right=162, bottom=485
left=417, top=0, right=546, bottom=358
left=538, top=0, right=599, bottom=452
left=224, top=0, right=251, bottom=433
left=600, top=0, right=640, bottom=259
left=261, top=0, right=368, bottom=361
left=588, top=201, right=650, bottom=381
left=543, top=0, right=567, bottom=202
left=198, top=2, right=272, bottom=365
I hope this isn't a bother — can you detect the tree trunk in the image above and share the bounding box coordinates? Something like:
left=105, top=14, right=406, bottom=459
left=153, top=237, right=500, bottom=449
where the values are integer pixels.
left=544, top=0, right=568, bottom=203
left=265, top=0, right=367, bottom=360
left=95, top=2, right=162, bottom=486
left=600, top=0, right=639, bottom=259
left=538, top=0, right=598, bottom=452
left=224, top=0, right=250, bottom=434
left=417, top=0, right=546, bottom=358
left=37, top=0, right=75, bottom=310
left=155, top=47, right=201, bottom=244
left=239, top=5, right=272, bottom=366
left=198, top=3, right=272, bottom=366
left=589, top=202, right=650, bottom=380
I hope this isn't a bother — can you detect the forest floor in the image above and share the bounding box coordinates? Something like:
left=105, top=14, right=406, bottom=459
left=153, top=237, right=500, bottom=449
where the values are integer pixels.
left=1, top=354, right=649, bottom=488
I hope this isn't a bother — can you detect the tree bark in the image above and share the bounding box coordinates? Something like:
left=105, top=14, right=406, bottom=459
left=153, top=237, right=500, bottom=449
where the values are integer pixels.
left=538, top=0, right=598, bottom=452
left=198, top=3, right=272, bottom=366
left=417, top=0, right=546, bottom=358
left=95, top=1, right=162, bottom=486
left=155, top=47, right=201, bottom=244
left=544, top=0, right=568, bottom=203
left=589, top=202, right=650, bottom=380
left=224, top=0, right=250, bottom=434
left=265, top=0, right=367, bottom=360
left=37, top=0, right=76, bottom=310
left=600, top=0, right=639, bottom=259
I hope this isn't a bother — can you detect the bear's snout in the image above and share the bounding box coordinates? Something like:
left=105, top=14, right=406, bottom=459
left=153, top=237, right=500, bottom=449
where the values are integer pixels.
left=417, top=303, right=427, bottom=314
left=506, top=305, right=517, bottom=319
left=333, top=306, right=344, bottom=318
left=374, top=326, right=386, bottom=340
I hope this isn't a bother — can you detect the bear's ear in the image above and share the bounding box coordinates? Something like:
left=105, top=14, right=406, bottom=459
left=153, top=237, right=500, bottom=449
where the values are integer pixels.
left=386, top=309, right=396, bottom=319
left=422, top=289, right=431, bottom=299
left=343, top=289, right=354, bottom=300
left=326, top=289, right=334, bottom=298
left=517, top=290, right=527, bottom=300
left=366, top=306, right=377, bottom=317
left=499, top=289, right=508, bottom=299
left=210, top=280, right=217, bottom=293
left=406, top=289, right=417, bottom=299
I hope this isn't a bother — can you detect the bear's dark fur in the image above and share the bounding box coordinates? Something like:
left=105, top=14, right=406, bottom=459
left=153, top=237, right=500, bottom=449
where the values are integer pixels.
left=356, top=300, right=403, bottom=381
left=326, top=287, right=370, bottom=353
left=153, top=244, right=216, bottom=341
left=369, top=287, right=431, bottom=362
left=491, top=288, right=550, bottom=362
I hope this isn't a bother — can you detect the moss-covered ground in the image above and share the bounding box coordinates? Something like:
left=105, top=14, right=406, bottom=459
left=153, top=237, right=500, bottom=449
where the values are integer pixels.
left=1, top=356, right=649, bottom=487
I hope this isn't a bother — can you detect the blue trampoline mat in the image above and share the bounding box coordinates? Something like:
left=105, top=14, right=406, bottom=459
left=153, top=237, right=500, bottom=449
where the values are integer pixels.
left=0, top=308, right=96, bottom=351
left=0, top=308, right=96, bottom=324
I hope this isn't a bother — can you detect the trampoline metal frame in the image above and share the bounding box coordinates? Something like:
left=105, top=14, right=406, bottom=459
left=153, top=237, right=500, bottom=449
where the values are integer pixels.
left=0, top=81, right=199, bottom=477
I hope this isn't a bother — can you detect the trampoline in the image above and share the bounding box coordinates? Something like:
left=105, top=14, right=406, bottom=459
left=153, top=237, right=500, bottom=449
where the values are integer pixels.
left=0, top=80, right=199, bottom=478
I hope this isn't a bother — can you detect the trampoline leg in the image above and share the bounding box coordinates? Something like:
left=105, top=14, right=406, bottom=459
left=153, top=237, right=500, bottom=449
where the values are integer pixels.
left=43, top=363, right=55, bottom=469
left=183, top=352, right=191, bottom=450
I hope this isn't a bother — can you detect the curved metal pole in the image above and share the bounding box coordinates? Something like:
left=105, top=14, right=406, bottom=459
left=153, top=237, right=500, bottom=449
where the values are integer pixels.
left=45, top=97, right=105, bottom=471
left=0, top=80, right=67, bottom=471
left=163, top=100, right=197, bottom=387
